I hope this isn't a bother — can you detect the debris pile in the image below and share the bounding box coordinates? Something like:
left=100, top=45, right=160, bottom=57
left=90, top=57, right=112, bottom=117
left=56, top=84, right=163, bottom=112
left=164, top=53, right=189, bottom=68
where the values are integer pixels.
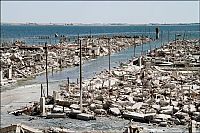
left=0, top=35, right=150, bottom=86
left=7, top=39, right=200, bottom=131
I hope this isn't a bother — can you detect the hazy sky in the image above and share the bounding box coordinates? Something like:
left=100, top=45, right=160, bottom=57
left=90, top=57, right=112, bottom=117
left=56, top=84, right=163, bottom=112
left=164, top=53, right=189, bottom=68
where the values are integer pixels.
left=1, top=1, right=199, bottom=24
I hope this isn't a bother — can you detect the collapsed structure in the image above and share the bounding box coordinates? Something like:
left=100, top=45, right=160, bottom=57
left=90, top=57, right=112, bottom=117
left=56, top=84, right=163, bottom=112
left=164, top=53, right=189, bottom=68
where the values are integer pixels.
left=0, top=35, right=150, bottom=86
left=7, top=39, right=200, bottom=132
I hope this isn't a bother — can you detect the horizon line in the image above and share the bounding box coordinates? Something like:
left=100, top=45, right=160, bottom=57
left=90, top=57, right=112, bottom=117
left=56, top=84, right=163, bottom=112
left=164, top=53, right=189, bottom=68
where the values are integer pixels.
left=1, top=22, right=200, bottom=25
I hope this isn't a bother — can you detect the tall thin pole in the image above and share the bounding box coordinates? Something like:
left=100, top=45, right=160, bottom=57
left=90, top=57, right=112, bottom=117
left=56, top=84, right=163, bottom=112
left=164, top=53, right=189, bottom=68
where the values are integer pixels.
left=148, top=26, right=150, bottom=38
left=109, top=39, right=111, bottom=73
left=161, top=31, right=163, bottom=47
left=168, top=31, right=170, bottom=44
left=41, top=84, right=43, bottom=97
left=108, top=38, right=111, bottom=98
left=60, top=40, right=63, bottom=69
left=150, top=41, right=152, bottom=52
left=183, top=31, right=186, bottom=41
left=134, top=36, right=136, bottom=57
left=49, top=36, right=51, bottom=45
left=90, top=29, right=92, bottom=38
left=188, top=85, right=192, bottom=133
left=67, top=77, right=70, bottom=86
left=148, top=27, right=151, bottom=51
left=45, top=42, right=49, bottom=96
left=141, top=35, right=144, bottom=55
left=79, top=35, right=83, bottom=111
left=175, top=34, right=177, bottom=46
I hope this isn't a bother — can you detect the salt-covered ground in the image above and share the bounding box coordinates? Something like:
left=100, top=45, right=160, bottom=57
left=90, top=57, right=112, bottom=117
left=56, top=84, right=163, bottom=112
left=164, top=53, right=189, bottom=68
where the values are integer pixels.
left=1, top=76, right=197, bottom=133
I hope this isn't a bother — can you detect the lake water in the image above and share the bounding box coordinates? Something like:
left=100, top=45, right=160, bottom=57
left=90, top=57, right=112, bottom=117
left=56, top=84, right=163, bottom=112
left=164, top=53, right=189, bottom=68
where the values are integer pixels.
left=1, top=24, right=199, bottom=44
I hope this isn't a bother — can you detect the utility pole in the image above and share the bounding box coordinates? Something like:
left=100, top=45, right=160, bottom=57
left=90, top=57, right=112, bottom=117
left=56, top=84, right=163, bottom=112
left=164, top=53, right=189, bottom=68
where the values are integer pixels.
left=108, top=38, right=111, bottom=98
left=175, top=33, right=177, bottom=46
left=49, top=35, right=51, bottom=45
left=168, top=31, right=169, bottom=44
left=183, top=31, right=186, bottom=41
left=79, top=34, right=83, bottom=111
left=38, top=35, right=50, bottom=97
left=109, top=38, right=111, bottom=78
left=150, top=41, right=152, bottom=52
left=155, top=27, right=159, bottom=40
left=188, top=85, right=192, bottom=133
left=141, top=35, right=144, bottom=55
left=133, top=36, right=136, bottom=57
left=175, top=34, right=181, bottom=50
left=148, top=27, right=151, bottom=52
left=161, top=31, right=163, bottom=47
left=45, top=42, right=49, bottom=96
left=90, top=29, right=92, bottom=38
left=67, top=77, right=70, bottom=92
left=41, top=84, right=43, bottom=97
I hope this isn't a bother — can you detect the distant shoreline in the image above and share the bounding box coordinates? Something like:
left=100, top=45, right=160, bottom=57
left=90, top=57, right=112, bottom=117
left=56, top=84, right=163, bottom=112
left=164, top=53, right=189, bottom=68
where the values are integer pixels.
left=1, top=22, right=200, bottom=26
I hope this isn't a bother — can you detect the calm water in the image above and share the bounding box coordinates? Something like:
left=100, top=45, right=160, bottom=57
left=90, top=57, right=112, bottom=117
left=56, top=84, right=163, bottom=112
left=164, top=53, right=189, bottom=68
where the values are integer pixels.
left=33, top=40, right=161, bottom=83
left=1, top=24, right=199, bottom=44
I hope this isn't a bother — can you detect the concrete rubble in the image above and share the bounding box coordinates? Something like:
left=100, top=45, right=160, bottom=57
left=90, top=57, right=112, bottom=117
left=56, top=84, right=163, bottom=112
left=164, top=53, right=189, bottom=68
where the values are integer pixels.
left=6, top=38, right=200, bottom=132
left=0, top=35, right=150, bottom=86
left=0, top=123, right=76, bottom=133
left=0, top=123, right=43, bottom=133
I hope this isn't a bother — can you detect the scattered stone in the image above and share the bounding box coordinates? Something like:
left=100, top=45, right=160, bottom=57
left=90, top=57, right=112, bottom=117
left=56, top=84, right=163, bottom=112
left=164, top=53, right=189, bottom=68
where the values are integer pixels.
left=109, top=107, right=121, bottom=116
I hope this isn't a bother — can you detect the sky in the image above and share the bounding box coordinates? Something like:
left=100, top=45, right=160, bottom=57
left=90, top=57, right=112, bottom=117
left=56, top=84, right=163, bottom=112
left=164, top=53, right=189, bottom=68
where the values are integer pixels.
left=1, top=1, right=199, bottom=24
